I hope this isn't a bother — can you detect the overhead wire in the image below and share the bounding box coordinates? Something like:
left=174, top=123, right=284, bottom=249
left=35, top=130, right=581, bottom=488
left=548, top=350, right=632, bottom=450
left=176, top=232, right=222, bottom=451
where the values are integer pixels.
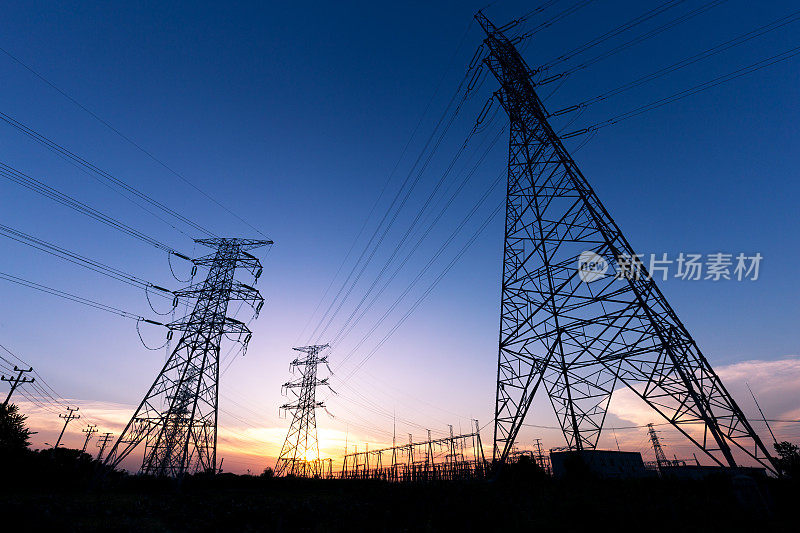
left=0, top=343, right=103, bottom=428
left=536, top=0, right=688, bottom=71
left=549, top=8, right=800, bottom=118
left=306, top=52, right=482, bottom=345
left=513, top=0, right=598, bottom=41
left=561, top=42, right=800, bottom=138
left=492, top=0, right=564, bottom=32
left=0, top=46, right=270, bottom=240
left=295, top=18, right=478, bottom=345
left=0, top=270, right=156, bottom=322
left=0, top=222, right=177, bottom=300
left=315, top=4, right=594, bottom=390
left=536, top=0, right=730, bottom=84
left=0, top=111, right=214, bottom=239
left=0, top=161, right=185, bottom=256
left=334, top=198, right=505, bottom=389
left=329, top=129, right=507, bottom=358
left=322, top=99, right=501, bottom=350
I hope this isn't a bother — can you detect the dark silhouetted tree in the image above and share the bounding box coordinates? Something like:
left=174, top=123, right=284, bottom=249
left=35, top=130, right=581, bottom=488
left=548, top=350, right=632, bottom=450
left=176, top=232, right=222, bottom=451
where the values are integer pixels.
left=773, top=441, right=800, bottom=477
left=0, top=402, right=33, bottom=451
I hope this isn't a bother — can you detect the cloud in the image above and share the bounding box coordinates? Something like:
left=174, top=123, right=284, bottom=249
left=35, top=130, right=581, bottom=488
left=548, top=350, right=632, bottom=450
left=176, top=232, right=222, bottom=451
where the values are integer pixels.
left=607, top=355, right=800, bottom=445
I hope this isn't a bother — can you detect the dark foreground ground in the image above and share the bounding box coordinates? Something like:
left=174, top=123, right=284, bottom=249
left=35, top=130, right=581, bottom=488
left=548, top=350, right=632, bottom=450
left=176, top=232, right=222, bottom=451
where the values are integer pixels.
left=1, top=451, right=798, bottom=532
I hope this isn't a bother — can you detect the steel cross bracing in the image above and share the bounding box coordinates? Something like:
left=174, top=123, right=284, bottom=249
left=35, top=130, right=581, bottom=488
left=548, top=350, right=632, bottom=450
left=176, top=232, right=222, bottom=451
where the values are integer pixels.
left=104, top=237, right=271, bottom=477
left=275, top=344, right=329, bottom=477
left=475, top=12, right=777, bottom=473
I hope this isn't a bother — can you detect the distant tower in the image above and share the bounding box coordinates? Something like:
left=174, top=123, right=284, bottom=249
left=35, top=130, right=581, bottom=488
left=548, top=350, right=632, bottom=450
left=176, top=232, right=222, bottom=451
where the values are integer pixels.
left=275, top=344, right=330, bottom=477
left=104, top=238, right=271, bottom=477
left=647, top=423, right=669, bottom=471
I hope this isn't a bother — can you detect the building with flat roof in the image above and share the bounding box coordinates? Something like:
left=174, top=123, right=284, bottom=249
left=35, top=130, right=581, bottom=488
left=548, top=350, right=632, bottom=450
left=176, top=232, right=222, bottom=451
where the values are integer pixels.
left=550, top=450, right=652, bottom=479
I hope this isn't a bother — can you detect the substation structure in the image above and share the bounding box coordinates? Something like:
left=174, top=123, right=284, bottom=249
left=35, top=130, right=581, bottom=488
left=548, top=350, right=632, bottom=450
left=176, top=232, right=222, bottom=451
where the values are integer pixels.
left=340, top=423, right=486, bottom=482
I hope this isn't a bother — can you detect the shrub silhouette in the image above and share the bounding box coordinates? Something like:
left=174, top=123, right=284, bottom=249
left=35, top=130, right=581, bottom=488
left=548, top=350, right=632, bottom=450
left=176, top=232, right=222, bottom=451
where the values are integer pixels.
left=774, top=441, right=800, bottom=478
left=0, top=402, right=33, bottom=451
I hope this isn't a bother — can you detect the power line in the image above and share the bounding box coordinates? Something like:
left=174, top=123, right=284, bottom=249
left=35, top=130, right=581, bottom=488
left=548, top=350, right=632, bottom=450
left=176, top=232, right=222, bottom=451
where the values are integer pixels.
left=536, top=0, right=688, bottom=71
left=562, top=42, right=800, bottom=138
left=334, top=199, right=505, bottom=388
left=550, top=8, right=800, bottom=118
left=0, top=343, right=104, bottom=427
left=0, top=270, right=157, bottom=322
left=0, top=161, right=186, bottom=256
left=521, top=419, right=800, bottom=431
left=322, top=104, right=502, bottom=349
left=295, top=18, right=478, bottom=344
left=305, top=55, right=480, bottom=345
left=0, top=46, right=270, bottom=240
left=0, top=222, right=176, bottom=300
left=0, top=111, right=214, bottom=238
left=318, top=174, right=504, bottom=425
left=513, top=0, right=598, bottom=40
left=537, top=0, right=729, bottom=84
left=331, top=143, right=506, bottom=364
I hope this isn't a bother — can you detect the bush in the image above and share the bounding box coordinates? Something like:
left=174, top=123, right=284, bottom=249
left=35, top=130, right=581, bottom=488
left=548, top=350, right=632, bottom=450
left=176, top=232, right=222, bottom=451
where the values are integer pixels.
left=0, top=402, right=33, bottom=450
left=774, top=441, right=800, bottom=478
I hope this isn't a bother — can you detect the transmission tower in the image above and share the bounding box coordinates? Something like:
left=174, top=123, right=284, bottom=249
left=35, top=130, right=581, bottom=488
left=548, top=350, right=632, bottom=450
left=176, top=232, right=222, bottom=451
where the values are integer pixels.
left=275, top=344, right=330, bottom=477
left=104, top=238, right=271, bottom=477
left=648, top=423, right=669, bottom=471
left=476, top=12, right=776, bottom=473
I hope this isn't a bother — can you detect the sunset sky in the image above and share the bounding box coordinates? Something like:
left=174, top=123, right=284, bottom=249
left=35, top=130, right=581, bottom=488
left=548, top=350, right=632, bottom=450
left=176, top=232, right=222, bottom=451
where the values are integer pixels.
left=1, top=0, right=798, bottom=474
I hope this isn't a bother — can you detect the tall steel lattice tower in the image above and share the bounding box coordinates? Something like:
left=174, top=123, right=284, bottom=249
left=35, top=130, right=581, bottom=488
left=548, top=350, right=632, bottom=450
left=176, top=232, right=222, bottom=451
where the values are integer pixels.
left=105, top=238, right=271, bottom=477
left=648, top=423, right=669, bottom=471
left=275, top=344, right=329, bottom=477
left=476, top=13, right=776, bottom=473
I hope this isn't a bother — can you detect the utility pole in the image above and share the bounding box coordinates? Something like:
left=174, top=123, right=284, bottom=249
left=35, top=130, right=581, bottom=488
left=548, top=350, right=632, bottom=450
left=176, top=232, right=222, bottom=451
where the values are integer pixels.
left=54, top=406, right=80, bottom=448
left=1, top=366, right=34, bottom=406
left=103, top=238, right=270, bottom=477
left=275, top=344, right=330, bottom=477
left=81, top=423, right=98, bottom=452
left=96, top=432, right=114, bottom=460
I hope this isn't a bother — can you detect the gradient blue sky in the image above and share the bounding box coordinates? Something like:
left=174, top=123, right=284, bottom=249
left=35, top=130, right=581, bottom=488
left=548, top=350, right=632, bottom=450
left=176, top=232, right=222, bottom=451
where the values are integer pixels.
left=0, top=0, right=798, bottom=472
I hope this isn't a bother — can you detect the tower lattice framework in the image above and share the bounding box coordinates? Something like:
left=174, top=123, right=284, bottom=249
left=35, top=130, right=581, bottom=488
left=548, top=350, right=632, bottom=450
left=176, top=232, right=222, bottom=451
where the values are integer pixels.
left=275, top=344, right=329, bottom=477
left=476, top=13, right=776, bottom=473
left=105, top=238, right=270, bottom=477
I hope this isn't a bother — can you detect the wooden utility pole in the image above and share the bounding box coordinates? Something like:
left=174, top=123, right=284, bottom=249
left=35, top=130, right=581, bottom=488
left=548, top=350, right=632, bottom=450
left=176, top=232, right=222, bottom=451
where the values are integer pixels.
left=1, top=366, right=34, bottom=406
left=96, top=432, right=114, bottom=460
left=81, top=423, right=98, bottom=452
left=54, top=406, right=80, bottom=448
